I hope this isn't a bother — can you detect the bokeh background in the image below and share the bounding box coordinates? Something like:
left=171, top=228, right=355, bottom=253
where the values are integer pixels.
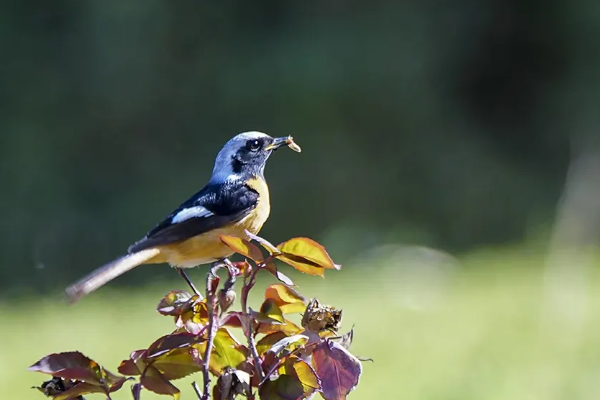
left=3, top=1, right=600, bottom=399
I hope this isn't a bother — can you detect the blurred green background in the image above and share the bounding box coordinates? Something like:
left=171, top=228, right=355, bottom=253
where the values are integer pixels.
left=3, top=1, right=600, bottom=399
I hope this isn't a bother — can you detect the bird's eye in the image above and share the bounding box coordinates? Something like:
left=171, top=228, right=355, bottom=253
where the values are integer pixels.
left=246, top=139, right=261, bottom=152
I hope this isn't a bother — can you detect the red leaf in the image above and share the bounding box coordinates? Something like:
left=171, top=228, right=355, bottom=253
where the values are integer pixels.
left=119, top=334, right=204, bottom=381
left=118, top=350, right=147, bottom=376
left=118, top=358, right=141, bottom=376
left=312, top=341, right=362, bottom=400
left=30, top=353, right=129, bottom=399
left=147, top=332, right=203, bottom=358
left=29, top=352, right=102, bottom=384
left=141, top=366, right=181, bottom=399
left=105, top=375, right=130, bottom=393
left=230, top=260, right=251, bottom=276
left=53, top=382, right=104, bottom=400
left=221, top=312, right=246, bottom=328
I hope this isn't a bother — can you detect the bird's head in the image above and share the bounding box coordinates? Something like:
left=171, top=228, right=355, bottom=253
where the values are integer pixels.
left=210, top=131, right=301, bottom=183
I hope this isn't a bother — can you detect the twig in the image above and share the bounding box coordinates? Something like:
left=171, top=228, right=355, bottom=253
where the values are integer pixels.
left=176, top=267, right=203, bottom=299
left=201, top=269, right=219, bottom=400
left=130, top=383, right=141, bottom=400
left=257, top=344, right=317, bottom=388
left=258, top=354, right=286, bottom=387
left=191, top=381, right=203, bottom=399
left=247, top=326, right=263, bottom=380
left=241, top=263, right=265, bottom=382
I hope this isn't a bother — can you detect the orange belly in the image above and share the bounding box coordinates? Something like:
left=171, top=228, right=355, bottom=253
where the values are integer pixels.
left=150, top=176, right=270, bottom=268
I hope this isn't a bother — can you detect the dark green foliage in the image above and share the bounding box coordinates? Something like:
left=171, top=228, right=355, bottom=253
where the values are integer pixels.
left=2, top=0, right=586, bottom=295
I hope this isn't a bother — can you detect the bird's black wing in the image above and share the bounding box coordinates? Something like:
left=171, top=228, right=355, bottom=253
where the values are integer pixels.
left=127, top=180, right=258, bottom=253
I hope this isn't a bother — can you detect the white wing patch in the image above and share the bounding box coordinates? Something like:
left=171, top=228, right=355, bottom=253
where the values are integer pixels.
left=171, top=206, right=213, bottom=223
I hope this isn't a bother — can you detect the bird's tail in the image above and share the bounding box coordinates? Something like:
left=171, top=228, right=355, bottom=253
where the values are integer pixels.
left=65, top=248, right=161, bottom=304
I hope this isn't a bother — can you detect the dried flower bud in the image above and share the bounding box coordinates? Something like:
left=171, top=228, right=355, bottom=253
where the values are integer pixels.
left=213, top=367, right=250, bottom=400
left=34, top=376, right=82, bottom=398
left=218, top=288, right=236, bottom=314
left=301, top=298, right=342, bottom=333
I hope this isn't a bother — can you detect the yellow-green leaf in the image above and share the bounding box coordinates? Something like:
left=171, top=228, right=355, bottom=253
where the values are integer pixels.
left=256, top=332, right=288, bottom=356
left=267, top=334, right=309, bottom=356
left=244, top=230, right=281, bottom=255
left=276, top=254, right=325, bottom=277
left=151, top=347, right=203, bottom=380
left=257, top=318, right=303, bottom=335
left=53, top=382, right=104, bottom=400
left=281, top=356, right=320, bottom=391
left=176, top=298, right=209, bottom=334
left=219, top=235, right=264, bottom=262
left=259, top=356, right=320, bottom=400
left=277, top=237, right=340, bottom=270
left=209, top=328, right=248, bottom=375
left=265, top=284, right=306, bottom=314
left=259, top=298, right=285, bottom=323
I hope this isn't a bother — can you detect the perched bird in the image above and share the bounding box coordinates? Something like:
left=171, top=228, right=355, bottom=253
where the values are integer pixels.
left=65, top=131, right=301, bottom=303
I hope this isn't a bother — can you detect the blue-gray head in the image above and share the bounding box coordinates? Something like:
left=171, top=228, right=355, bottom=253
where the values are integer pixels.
left=210, top=131, right=301, bottom=183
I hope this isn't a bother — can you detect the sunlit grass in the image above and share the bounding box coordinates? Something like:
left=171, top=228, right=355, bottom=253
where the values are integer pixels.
left=4, top=245, right=600, bottom=400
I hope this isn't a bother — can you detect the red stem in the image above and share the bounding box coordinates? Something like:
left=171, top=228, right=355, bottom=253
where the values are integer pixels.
left=241, top=258, right=272, bottom=382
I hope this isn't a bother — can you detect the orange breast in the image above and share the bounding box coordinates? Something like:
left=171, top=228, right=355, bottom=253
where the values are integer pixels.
left=150, top=176, right=271, bottom=268
left=242, top=176, right=271, bottom=235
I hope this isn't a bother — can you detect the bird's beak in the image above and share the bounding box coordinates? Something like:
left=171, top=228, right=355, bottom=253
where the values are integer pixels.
left=265, top=136, right=302, bottom=152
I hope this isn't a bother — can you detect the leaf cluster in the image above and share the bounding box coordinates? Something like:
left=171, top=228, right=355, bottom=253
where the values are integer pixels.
left=30, top=232, right=366, bottom=400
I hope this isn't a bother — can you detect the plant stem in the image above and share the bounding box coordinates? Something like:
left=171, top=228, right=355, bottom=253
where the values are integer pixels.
left=176, top=267, right=203, bottom=299
left=241, top=263, right=265, bottom=382
left=201, top=271, right=219, bottom=400
left=130, top=383, right=141, bottom=400
left=247, top=324, right=263, bottom=380
left=257, top=345, right=314, bottom=388
left=191, top=381, right=203, bottom=399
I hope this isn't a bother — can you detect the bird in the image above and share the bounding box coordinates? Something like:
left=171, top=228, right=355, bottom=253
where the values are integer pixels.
left=65, top=131, right=301, bottom=303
